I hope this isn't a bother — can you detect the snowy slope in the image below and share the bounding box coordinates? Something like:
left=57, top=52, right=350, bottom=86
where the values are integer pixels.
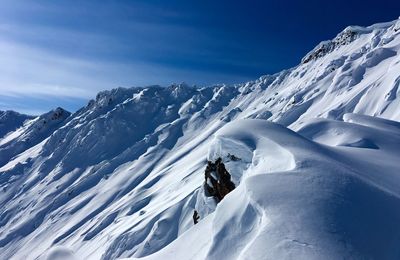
left=0, top=107, right=71, bottom=167
left=0, top=18, right=400, bottom=260
left=0, top=110, right=34, bottom=139
left=139, top=117, right=400, bottom=260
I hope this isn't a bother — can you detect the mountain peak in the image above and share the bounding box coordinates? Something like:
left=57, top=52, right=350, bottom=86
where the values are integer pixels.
left=301, top=18, right=398, bottom=64
left=0, top=110, right=35, bottom=139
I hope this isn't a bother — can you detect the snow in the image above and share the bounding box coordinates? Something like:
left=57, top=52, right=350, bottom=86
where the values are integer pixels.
left=141, top=117, right=400, bottom=260
left=0, top=107, right=70, bottom=167
left=44, top=246, right=80, bottom=260
left=0, top=110, right=34, bottom=139
left=1, top=18, right=400, bottom=260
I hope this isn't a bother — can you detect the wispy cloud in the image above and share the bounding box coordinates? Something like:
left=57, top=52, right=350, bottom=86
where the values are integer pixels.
left=0, top=34, right=251, bottom=115
left=2, top=0, right=323, bottom=113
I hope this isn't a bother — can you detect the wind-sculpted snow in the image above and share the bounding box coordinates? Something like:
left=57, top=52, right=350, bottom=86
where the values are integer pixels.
left=141, top=118, right=400, bottom=260
left=1, top=18, right=400, bottom=260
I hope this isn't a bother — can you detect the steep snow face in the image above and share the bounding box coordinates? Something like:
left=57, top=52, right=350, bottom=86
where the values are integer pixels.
left=143, top=117, right=400, bottom=260
left=268, top=20, right=400, bottom=127
left=0, top=110, right=34, bottom=139
left=0, top=18, right=400, bottom=260
left=0, top=107, right=70, bottom=167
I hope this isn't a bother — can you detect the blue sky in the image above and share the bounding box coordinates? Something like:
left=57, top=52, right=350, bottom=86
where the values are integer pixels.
left=1, top=0, right=399, bottom=115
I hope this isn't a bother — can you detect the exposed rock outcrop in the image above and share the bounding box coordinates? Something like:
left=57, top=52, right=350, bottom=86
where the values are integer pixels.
left=203, top=157, right=235, bottom=203
left=302, top=28, right=359, bottom=63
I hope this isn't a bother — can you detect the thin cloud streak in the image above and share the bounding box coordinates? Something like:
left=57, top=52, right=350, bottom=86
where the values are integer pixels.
left=1, top=30, right=251, bottom=115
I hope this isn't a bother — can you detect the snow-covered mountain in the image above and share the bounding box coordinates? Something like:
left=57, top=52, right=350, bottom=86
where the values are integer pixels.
left=1, top=18, right=400, bottom=260
left=0, top=107, right=70, bottom=168
left=0, top=110, right=34, bottom=139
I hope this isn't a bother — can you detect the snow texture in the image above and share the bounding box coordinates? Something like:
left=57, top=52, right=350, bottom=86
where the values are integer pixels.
left=1, top=18, right=400, bottom=260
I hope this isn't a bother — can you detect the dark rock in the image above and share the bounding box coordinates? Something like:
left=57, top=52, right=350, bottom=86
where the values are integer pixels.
left=193, top=210, right=200, bottom=225
left=203, top=157, right=236, bottom=203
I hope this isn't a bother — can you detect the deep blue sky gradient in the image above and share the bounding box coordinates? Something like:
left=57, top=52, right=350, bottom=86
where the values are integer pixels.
left=1, top=0, right=399, bottom=114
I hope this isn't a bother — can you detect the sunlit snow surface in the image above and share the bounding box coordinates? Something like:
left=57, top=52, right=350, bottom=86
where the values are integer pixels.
left=1, top=18, right=400, bottom=260
left=138, top=117, right=400, bottom=260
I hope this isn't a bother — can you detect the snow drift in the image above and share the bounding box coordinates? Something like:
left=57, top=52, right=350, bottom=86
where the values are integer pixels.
left=141, top=117, right=400, bottom=260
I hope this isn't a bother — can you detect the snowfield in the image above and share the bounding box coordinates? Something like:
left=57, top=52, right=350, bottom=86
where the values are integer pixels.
left=1, top=18, right=400, bottom=260
left=139, top=117, right=400, bottom=260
